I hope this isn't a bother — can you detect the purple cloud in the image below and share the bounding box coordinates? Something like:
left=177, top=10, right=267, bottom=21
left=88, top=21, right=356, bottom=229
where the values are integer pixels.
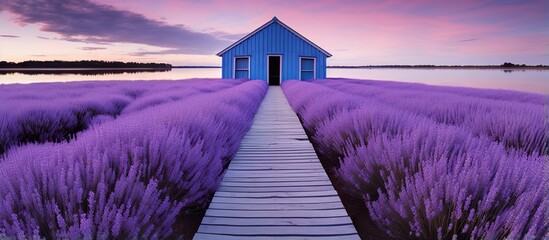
left=0, top=0, right=230, bottom=54
left=80, top=47, right=107, bottom=51
left=0, top=34, right=20, bottom=38
left=458, top=38, right=478, bottom=42
left=130, top=49, right=181, bottom=56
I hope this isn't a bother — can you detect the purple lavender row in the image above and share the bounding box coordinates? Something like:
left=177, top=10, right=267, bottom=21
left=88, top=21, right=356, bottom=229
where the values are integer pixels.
left=0, top=79, right=243, bottom=155
left=282, top=80, right=546, bottom=239
left=0, top=80, right=267, bottom=238
left=314, top=79, right=547, bottom=156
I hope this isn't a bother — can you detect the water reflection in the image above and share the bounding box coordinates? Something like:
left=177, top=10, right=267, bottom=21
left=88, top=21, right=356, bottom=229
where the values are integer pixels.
left=0, top=68, right=221, bottom=84
left=0, top=68, right=547, bottom=95
left=502, top=69, right=529, bottom=73
left=327, top=68, right=549, bottom=95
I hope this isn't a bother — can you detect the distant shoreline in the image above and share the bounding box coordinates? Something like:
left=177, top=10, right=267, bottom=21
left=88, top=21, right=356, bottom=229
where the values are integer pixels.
left=327, top=65, right=549, bottom=70
left=0, top=68, right=170, bottom=70
left=2, top=63, right=548, bottom=70
left=0, top=68, right=170, bottom=76
left=4, top=66, right=547, bottom=70
left=0, top=60, right=172, bottom=69
left=172, top=66, right=221, bottom=68
left=0, top=67, right=220, bottom=69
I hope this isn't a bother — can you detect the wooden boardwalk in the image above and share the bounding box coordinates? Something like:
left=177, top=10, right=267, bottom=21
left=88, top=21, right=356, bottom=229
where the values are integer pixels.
left=195, top=86, right=359, bottom=239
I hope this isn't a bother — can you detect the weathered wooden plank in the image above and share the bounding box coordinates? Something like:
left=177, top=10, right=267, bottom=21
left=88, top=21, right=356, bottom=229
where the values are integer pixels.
left=241, top=136, right=310, bottom=139
left=242, top=133, right=310, bottom=139
left=228, top=163, right=322, bottom=168
left=249, top=129, right=305, bottom=131
left=197, top=225, right=358, bottom=236
left=211, top=196, right=344, bottom=204
left=208, top=202, right=344, bottom=210
left=241, top=140, right=309, bottom=142
left=225, top=169, right=324, bottom=174
left=224, top=172, right=324, bottom=177
left=239, top=143, right=313, bottom=146
left=221, top=176, right=329, bottom=182
left=231, top=160, right=320, bottom=164
left=229, top=160, right=320, bottom=164
left=235, top=154, right=319, bottom=158
left=238, top=146, right=314, bottom=149
left=249, top=125, right=304, bottom=128
left=229, top=162, right=324, bottom=170
left=220, top=181, right=332, bottom=187
left=235, top=156, right=318, bottom=159
left=237, top=150, right=315, bottom=153
left=229, top=161, right=320, bottom=166
left=233, top=156, right=320, bottom=160
left=239, top=147, right=313, bottom=150
left=238, top=146, right=312, bottom=148
left=228, top=165, right=324, bottom=171
left=236, top=151, right=316, bottom=154
left=205, top=209, right=349, bottom=218
left=228, top=163, right=322, bottom=167
left=213, top=191, right=338, bottom=198
left=231, top=158, right=319, bottom=162
left=229, top=163, right=321, bottom=168
left=236, top=153, right=316, bottom=157
left=239, top=143, right=310, bottom=146
left=242, top=137, right=310, bottom=140
left=248, top=126, right=304, bottom=129
left=217, top=185, right=335, bottom=193
left=245, top=131, right=306, bottom=134
left=200, top=216, right=353, bottom=226
left=234, top=156, right=319, bottom=160
left=236, top=150, right=316, bottom=154
left=243, top=136, right=307, bottom=139
left=223, top=172, right=327, bottom=179
left=223, top=176, right=328, bottom=182
left=234, top=157, right=320, bottom=161
left=237, top=149, right=315, bottom=152
left=244, top=130, right=306, bottom=132
left=239, top=142, right=311, bottom=144
left=194, top=233, right=360, bottom=240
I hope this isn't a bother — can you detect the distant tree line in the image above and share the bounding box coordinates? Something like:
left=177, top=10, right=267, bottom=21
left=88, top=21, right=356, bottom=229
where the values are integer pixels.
left=501, top=62, right=529, bottom=67
left=0, top=60, right=172, bottom=68
left=0, top=69, right=170, bottom=76
left=172, top=66, right=221, bottom=68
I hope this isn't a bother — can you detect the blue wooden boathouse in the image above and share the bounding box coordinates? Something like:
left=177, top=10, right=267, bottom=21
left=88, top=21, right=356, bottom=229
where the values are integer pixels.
left=217, top=17, right=332, bottom=85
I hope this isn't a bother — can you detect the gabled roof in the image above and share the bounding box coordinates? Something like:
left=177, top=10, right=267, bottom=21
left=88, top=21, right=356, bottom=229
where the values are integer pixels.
left=217, top=17, right=332, bottom=57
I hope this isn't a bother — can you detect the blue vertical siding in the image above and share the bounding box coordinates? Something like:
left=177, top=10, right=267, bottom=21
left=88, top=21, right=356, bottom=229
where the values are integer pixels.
left=220, top=21, right=329, bottom=81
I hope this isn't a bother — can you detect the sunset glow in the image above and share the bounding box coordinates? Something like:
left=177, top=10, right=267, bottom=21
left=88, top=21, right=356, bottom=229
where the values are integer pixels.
left=1, top=0, right=547, bottom=65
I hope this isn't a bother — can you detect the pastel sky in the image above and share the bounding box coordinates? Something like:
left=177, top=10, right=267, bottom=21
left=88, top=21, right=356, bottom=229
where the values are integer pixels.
left=1, top=0, right=547, bottom=66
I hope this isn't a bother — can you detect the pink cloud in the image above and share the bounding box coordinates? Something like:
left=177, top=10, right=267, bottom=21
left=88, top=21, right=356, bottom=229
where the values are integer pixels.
left=3, top=0, right=548, bottom=65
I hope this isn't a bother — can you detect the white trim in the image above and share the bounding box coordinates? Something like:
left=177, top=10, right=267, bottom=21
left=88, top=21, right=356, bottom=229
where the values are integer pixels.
left=267, top=55, right=282, bottom=85
left=217, top=17, right=332, bottom=57
left=299, top=57, right=316, bottom=80
left=233, top=56, right=250, bottom=79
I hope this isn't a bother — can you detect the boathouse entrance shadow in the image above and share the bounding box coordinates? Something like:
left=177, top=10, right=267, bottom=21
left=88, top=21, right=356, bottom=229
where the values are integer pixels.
left=268, top=55, right=281, bottom=85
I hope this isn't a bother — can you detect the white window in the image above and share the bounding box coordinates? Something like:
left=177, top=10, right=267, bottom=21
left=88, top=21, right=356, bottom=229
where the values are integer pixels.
left=234, top=56, right=250, bottom=79
left=299, top=57, right=316, bottom=80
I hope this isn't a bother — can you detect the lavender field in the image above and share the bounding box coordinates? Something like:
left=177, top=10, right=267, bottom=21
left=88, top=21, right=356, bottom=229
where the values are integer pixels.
left=283, top=79, right=547, bottom=239
left=0, top=79, right=267, bottom=238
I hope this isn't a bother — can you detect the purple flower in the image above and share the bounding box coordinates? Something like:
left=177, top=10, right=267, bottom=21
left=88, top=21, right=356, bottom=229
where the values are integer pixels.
left=0, top=79, right=267, bottom=238
left=283, top=79, right=547, bottom=239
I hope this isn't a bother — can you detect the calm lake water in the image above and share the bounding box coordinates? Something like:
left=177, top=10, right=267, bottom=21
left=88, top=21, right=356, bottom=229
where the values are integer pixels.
left=0, top=68, right=547, bottom=95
